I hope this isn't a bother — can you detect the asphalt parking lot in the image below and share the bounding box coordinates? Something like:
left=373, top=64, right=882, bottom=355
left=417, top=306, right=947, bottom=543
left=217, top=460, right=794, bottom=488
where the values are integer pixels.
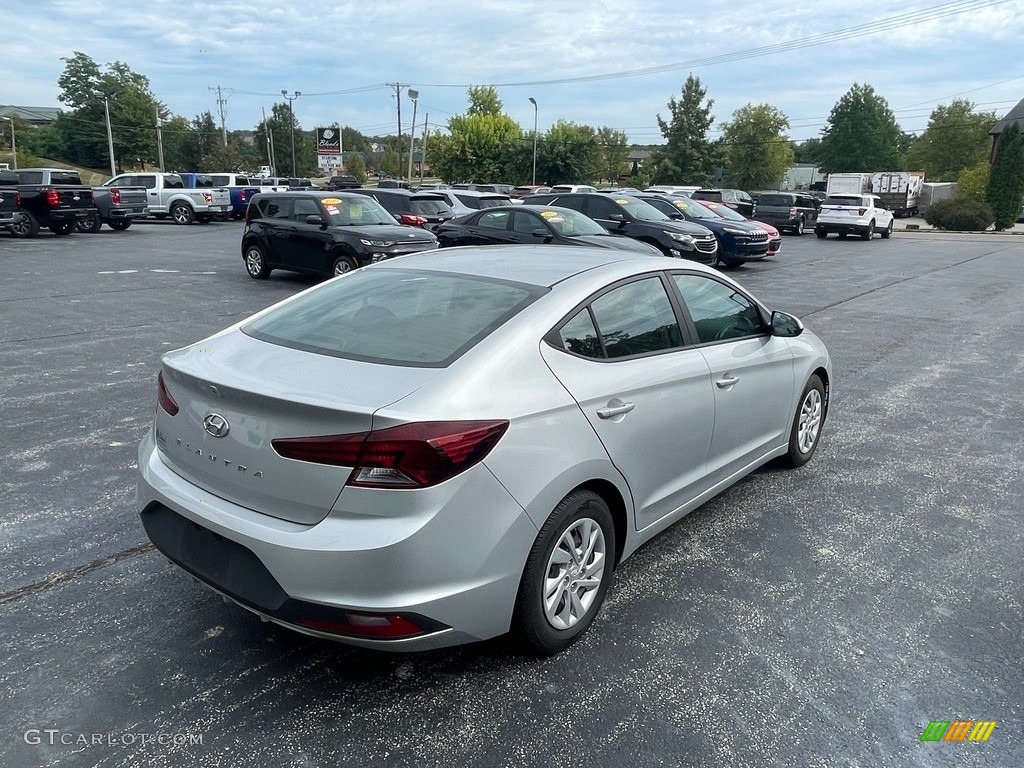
left=1, top=220, right=1021, bottom=767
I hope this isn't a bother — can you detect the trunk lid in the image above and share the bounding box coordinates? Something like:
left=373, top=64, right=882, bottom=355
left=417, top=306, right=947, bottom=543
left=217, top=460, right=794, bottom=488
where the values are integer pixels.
left=155, top=330, right=437, bottom=524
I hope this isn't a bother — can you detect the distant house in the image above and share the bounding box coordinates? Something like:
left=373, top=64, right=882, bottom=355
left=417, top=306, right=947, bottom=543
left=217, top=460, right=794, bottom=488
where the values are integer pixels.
left=989, top=96, right=1024, bottom=162
left=627, top=149, right=652, bottom=174
left=0, top=105, right=61, bottom=126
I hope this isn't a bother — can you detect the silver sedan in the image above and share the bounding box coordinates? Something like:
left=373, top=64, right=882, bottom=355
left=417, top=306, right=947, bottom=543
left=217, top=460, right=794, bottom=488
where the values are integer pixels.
left=137, top=246, right=831, bottom=654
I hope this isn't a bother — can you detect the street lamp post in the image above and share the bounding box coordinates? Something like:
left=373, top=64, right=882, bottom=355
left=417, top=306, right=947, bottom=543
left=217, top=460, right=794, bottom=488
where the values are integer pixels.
left=406, top=89, right=419, bottom=182
left=528, top=97, right=538, bottom=185
left=1, top=117, right=15, bottom=170
left=102, top=94, right=117, bottom=177
left=281, top=90, right=302, bottom=176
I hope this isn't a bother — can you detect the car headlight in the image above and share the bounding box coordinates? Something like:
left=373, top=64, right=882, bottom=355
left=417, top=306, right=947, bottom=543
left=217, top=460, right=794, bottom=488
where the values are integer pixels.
left=722, top=226, right=748, bottom=235
left=360, top=239, right=395, bottom=247
left=666, top=231, right=695, bottom=244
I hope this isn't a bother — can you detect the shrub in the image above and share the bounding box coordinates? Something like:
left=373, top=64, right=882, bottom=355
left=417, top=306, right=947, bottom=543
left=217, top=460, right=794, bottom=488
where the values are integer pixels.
left=956, top=162, right=990, bottom=203
left=924, top=196, right=994, bottom=231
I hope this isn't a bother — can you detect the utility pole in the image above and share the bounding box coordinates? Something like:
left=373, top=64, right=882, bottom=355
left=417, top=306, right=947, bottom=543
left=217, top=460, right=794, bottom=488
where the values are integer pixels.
left=102, top=94, right=117, bottom=178
left=281, top=90, right=301, bottom=176
left=420, top=113, right=428, bottom=185
left=209, top=85, right=228, bottom=146
left=388, top=83, right=407, bottom=179
left=406, top=89, right=419, bottom=182
left=155, top=107, right=165, bottom=171
left=262, top=106, right=275, bottom=176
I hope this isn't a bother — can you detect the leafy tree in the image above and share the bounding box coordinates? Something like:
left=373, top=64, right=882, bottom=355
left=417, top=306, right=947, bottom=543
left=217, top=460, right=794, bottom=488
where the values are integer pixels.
left=647, top=75, right=718, bottom=185
left=380, top=147, right=400, bottom=176
left=252, top=103, right=314, bottom=176
left=466, top=86, right=503, bottom=116
left=429, top=88, right=522, bottom=182
left=792, top=138, right=821, bottom=165
left=718, top=103, right=793, bottom=189
left=535, top=121, right=599, bottom=185
left=986, top=121, right=1024, bottom=230
left=54, top=52, right=164, bottom=169
left=595, top=126, right=630, bottom=183
left=818, top=83, right=903, bottom=173
left=346, top=153, right=367, bottom=184
left=904, top=99, right=998, bottom=181
left=956, top=162, right=990, bottom=202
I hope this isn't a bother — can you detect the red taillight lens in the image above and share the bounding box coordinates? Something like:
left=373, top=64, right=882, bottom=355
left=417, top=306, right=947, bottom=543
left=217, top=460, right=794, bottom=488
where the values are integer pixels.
left=46, top=189, right=61, bottom=207
left=789, top=207, right=797, bottom=217
left=296, top=612, right=429, bottom=639
left=273, top=420, right=510, bottom=488
left=14, top=192, right=20, bottom=206
left=239, top=190, right=248, bottom=202
left=400, top=214, right=427, bottom=227
left=110, top=187, right=121, bottom=205
left=858, top=208, right=867, bottom=216
left=157, top=371, right=179, bottom=416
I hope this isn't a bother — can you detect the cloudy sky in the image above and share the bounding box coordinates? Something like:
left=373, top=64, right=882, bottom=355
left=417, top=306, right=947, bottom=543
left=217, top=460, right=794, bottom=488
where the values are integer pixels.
left=3, top=0, right=1023, bottom=144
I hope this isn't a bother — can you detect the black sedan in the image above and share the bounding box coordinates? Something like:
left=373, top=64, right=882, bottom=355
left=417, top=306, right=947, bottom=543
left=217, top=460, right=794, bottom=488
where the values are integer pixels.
left=434, top=205, right=660, bottom=255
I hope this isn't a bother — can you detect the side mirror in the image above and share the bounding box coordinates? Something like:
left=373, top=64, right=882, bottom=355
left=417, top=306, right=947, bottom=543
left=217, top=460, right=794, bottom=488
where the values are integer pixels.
left=531, top=229, right=553, bottom=241
left=304, top=214, right=326, bottom=227
left=771, top=311, right=804, bottom=337
left=608, top=213, right=627, bottom=223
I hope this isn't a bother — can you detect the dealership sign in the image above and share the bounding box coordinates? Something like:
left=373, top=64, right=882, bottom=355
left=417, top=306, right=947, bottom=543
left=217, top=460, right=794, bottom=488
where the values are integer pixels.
left=316, top=127, right=341, bottom=154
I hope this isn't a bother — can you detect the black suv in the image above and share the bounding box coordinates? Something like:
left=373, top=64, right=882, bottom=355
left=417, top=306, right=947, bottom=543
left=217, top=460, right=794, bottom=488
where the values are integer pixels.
left=689, top=188, right=755, bottom=218
left=241, top=191, right=438, bottom=280
left=521, top=192, right=719, bottom=264
left=346, top=187, right=456, bottom=231
left=752, top=191, right=819, bottom=235
left=325, top=175, right=359, bottom=190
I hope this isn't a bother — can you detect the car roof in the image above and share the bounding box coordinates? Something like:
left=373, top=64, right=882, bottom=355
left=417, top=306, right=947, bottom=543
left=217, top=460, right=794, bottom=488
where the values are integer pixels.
left=376, top=245, right=713, bottom=288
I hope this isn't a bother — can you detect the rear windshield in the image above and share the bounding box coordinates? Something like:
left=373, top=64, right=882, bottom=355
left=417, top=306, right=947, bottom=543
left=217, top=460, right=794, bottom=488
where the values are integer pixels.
left=826, top=195, right=865, bottom=206
left=410, top=197, right=451, bottom=215
left=689, top=190, right=723, bottom=201
left=477, top=196, right=511, bottom=209
left=757, top=194, right=791, bottom=207
left=243, top=269, right=546, bottom=367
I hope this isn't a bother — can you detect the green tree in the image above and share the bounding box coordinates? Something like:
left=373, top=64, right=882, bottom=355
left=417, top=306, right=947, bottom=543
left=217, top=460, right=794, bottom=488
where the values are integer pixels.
left=818, top=83, right=903, bottom=173
left=595, top=126, right=630, bottom=183
left=54, top=52, right=165, bottom=170
left=380, top=147, right=400, bottom=176
left=535, top=121, right=599, bottom=185
left=252, top=103, right=313, bottom=176
left=466, top=86, right=503, bottom=116
left=986, top=122, right=1024, bottom=230
left=718, top=103, right=794, bottom=189
left=647, top=75, right=718, bottom=185
left=792, top=138, right=821, bottom=165
left=904, top=99, right=998, bottom=181
left=957, top=162, right=990, bottom=202
left=346, top=153, right=367, bottom=184
left=429, top=88, right=522, bottom=182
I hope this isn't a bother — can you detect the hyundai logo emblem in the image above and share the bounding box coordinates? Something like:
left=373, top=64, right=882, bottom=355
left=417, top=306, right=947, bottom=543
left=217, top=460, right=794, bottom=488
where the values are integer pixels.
left=203, top=413, right=230, bottom=438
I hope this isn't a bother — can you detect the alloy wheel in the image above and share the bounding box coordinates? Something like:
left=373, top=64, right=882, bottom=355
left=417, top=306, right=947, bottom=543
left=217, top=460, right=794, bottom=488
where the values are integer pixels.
left=797, top=388, right=822, bottom=454
left=542, top=517, right=607, bottom=630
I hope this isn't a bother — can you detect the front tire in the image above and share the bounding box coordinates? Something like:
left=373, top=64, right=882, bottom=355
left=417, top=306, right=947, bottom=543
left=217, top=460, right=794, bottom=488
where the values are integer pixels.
left=244, top=244, right=271, bottom=279
left=331, top=255, right=357, bottom=277
left=780, top=374, right=825, bottom=468
left=49, top=222, right=74, bottom=236
left=880, top=220, right=893, bottom=239
left=170, top=203, right=194, bottom=225
left=514, top=490, right=616, bottom=655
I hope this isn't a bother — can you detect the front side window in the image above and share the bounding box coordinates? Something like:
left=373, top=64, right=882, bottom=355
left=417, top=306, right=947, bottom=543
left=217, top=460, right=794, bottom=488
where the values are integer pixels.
left=293, top=197, right=321, bottom=218
left=589, top=277, right=682, bottom=358
left=672, top=274, right=765, bottom=344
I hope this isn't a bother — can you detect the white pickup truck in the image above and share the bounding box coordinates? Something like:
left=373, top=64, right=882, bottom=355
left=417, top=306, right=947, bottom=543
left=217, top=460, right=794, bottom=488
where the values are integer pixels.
left=104, top=172, right=231, bottom=224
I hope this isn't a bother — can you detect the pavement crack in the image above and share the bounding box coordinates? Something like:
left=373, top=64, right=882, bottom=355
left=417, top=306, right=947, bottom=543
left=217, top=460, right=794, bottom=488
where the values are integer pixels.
left=0, top=542, right=155, bottom=606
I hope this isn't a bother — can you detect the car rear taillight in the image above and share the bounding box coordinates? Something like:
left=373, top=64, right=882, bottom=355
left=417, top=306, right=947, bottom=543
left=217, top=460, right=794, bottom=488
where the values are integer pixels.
left=789, top=207, right=797, bottom=218
left=14, top=192, right=20, bottom=206
left=110, top=187, right=121, bottom=205
left=157, top=371, right=179, bottom=415
left=399, top=214, right=427, bottom=227
left=272, top=420, right=510, bottom=488
left=858, top=208, right=867, bottom=216
left=46, top=189, right=61, bottom=207
left=295, top=612, right=433, bottom=639
left=239, top=190, right=248, bottom=203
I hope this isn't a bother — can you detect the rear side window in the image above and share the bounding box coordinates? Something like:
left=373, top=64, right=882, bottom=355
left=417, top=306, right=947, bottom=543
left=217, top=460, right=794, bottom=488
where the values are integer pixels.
left=410, top=198, right=451, bottom=215
left=257, top=197, right=290, bottom=219
left=16, top=171, right=44, bottom=184
left=243, top=269, right=546, bottom=367
left=163, top=175, right=185, bottom=189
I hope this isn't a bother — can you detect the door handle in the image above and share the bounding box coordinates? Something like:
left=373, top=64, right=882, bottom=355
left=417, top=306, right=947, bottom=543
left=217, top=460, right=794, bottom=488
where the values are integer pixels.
left=597, top=399, right=635, bottom=419
left=716, top=375, right=740, bottom=389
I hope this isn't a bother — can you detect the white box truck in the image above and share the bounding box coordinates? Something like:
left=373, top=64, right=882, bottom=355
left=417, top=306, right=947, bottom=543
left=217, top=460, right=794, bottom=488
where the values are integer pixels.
left=871, top=171, right=924, bottom=217
left=826, top=173, right=873, bottom=196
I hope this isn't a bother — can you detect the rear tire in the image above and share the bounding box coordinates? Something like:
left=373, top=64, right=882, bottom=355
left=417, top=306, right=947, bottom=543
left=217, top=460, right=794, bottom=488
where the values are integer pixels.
left=815, top=228, right=827, bottom=239
left=49, top=222, right=74, bottom=236
left=109, top=219, right=132, bottom=231
left=513, top=490, right=616, bottom=655
left=794, top=218, right=804, bottom=236
left=76, top=213, right=103, bottom=233
left=9, top=210, right=40, bottom=238
left=170, top=203, right=194, bottom=225
left=244, top=244, right=271, bottom=279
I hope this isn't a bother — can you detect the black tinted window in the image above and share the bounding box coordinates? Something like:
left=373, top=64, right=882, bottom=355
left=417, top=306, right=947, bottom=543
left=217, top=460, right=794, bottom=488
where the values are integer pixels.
left=410, top=198, right=450, bottom=215
left=758, top=194, right=792, bottom=207
left=16, top=171, right=44, bottom=184
left=587, top=197, right=621, bottom=220
left=163, top=175, right=185, bottom=189
left=258, top=197, right=290, bottom=219
left=293, top=198, right=321, bottom=218
left=558, top=309, right=603, bottom=358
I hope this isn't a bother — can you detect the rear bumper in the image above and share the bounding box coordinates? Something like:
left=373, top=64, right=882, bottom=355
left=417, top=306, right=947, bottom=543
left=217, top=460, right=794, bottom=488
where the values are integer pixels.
left=107, top=206, right=148, bottom=220
left=816, top=217, right=870, bottom=234
left=136, top=428, right=536, bottom=651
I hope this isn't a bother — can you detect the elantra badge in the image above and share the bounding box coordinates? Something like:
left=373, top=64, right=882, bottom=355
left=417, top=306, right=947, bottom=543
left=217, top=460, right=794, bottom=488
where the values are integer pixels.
left=203, top=413, right=230, bottom=438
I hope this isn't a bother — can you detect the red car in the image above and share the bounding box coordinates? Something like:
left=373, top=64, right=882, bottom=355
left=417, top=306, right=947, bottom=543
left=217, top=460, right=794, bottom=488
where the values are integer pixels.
left=697, top=200, right=781, bottom=258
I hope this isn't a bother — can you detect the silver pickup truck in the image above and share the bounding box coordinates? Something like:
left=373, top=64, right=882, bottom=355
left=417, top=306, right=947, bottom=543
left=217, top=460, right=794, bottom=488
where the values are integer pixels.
left=104, top=172, right=231, bottom=225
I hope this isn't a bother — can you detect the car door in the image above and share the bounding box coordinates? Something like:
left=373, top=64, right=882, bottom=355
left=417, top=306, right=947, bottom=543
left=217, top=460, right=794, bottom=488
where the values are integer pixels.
left=669, top=273, right=795, bottom=483
left=540, top=274, right=716, bottom=530
left=256, top=196, right=293, bottom=265
left=287, top=197, right=333, bottom=272
left=509, top=210, right=554, bottom=244
left=458, top=209, right=515, bottom=245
